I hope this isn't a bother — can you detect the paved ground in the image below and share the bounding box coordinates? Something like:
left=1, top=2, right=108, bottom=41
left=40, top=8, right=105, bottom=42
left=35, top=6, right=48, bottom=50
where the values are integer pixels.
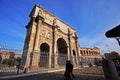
left=0, top=66, right=105, bottom=80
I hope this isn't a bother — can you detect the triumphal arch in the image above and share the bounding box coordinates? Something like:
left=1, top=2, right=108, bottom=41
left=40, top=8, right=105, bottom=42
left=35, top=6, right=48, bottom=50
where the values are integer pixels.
left=21, top=4, right=80, bottom=68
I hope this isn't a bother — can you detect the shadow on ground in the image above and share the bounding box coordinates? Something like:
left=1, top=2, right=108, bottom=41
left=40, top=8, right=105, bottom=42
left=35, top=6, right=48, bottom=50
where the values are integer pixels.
left=1, top=67, right=105, bottom=80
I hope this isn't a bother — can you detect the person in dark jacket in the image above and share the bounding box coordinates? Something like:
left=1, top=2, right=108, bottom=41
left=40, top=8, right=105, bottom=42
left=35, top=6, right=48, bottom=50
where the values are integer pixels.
left=115, top=60, right=120, bottom=76
left=64, top=60, right=75, bottom=80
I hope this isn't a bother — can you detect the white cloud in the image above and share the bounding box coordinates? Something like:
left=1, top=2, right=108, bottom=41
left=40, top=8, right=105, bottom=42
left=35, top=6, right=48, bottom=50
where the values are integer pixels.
left=98, top=38, right=120, bottom=54
left=79, top=34, right=120, bottom=55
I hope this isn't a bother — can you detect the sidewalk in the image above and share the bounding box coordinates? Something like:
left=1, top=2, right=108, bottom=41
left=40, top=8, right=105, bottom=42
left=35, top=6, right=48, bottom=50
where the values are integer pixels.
left=0, top=66, right=90, bottom=79
left=0, top=66, right=105, bottom=80
left=0, top=67, right=66, bottom=79
left=0, top=67, right=104, bottom=80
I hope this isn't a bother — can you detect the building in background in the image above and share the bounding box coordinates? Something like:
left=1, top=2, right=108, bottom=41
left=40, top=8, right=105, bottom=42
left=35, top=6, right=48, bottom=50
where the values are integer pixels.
left=0, top=52, right=22, bottom=60
left=80, top=46, right=101, bottom=65
left=0, top=52, right=15, bottom=60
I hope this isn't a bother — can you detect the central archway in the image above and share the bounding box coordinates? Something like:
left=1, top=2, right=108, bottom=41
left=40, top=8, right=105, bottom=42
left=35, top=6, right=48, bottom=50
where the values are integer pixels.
left=57, top=38, right=68, bottom=66
left=39, top=43, right=49, bottom=67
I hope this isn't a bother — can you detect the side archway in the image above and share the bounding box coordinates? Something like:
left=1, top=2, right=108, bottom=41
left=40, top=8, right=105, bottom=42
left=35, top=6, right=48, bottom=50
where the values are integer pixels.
left=39, top=43, right=49, bottom=67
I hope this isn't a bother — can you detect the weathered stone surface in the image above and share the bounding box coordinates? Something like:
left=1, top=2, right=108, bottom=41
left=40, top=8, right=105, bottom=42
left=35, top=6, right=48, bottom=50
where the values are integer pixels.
left=21, top=4, right=101, bottom=70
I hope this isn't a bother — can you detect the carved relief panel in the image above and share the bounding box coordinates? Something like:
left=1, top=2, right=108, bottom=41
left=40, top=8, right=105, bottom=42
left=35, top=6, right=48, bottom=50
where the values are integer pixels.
left=40, top=29, right=51, bottom=39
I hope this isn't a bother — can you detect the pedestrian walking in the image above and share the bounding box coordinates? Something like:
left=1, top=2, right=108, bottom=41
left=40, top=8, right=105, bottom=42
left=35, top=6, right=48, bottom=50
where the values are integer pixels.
left=64, top=60, right=75, bottom=80
left=88, top=62, right=92, bottom=67
left=24, top=68, right=27, bottom=73
left=115, top=60, right=120, bottom=76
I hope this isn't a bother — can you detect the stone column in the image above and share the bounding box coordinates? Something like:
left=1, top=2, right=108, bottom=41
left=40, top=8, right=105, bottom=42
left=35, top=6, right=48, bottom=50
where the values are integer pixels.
left=76, top=32, right=79, bottom=66
left=67, top=45, right=70, bottom=60
left=33, top=16, right=43, bottom=50
left=51, top=27, right=55, bottom=68
left=51, top=18, right=59, bottom=68
left=68, top=28, right=71, bottom=60
left=75, top=37, right=79, bottom=66
left=30, top=51, right=39, bottom=68
left=31, top=15, right=44, bottom=68
left=22, top=17, right=37, bottom=69
left=48, top=47, right=52, bottom=68
left=53, top=27, right=58, bottom=68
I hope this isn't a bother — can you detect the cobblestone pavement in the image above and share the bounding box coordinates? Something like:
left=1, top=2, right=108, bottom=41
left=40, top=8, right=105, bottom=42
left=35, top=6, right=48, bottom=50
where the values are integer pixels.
left=1, top=66, right=105, bottom=80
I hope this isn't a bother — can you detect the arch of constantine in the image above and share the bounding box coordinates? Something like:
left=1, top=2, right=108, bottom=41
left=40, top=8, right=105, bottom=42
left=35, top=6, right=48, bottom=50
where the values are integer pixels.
left=21, top=4, right=101, bottom=69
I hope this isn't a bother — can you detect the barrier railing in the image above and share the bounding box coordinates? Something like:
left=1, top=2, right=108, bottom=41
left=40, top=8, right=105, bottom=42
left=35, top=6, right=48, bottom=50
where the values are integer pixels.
left=0, top=45, right=97, bottom=76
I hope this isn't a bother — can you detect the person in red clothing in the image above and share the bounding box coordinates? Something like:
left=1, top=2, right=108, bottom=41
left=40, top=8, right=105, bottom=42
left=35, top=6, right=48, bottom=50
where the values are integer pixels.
left=95, top=61, right=99, bottom=66
left=79, top=61, right=83, bottom=67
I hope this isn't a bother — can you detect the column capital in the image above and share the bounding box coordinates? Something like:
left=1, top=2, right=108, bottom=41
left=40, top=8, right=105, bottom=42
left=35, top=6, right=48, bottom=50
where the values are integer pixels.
left=35, top=15, right=44, bottom=23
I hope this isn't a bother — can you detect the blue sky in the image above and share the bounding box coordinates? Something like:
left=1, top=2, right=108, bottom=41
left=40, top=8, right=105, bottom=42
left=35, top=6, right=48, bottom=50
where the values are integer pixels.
left=0, top=0, right=120, bottom=54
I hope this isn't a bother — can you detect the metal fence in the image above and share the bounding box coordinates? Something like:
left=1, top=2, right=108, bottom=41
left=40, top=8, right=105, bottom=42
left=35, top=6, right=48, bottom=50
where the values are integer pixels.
left=0, top=45, right=23, bottom=75
left=21, top=51, right=96, bottom=68
left=0, top=45, right=97, bottom=76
